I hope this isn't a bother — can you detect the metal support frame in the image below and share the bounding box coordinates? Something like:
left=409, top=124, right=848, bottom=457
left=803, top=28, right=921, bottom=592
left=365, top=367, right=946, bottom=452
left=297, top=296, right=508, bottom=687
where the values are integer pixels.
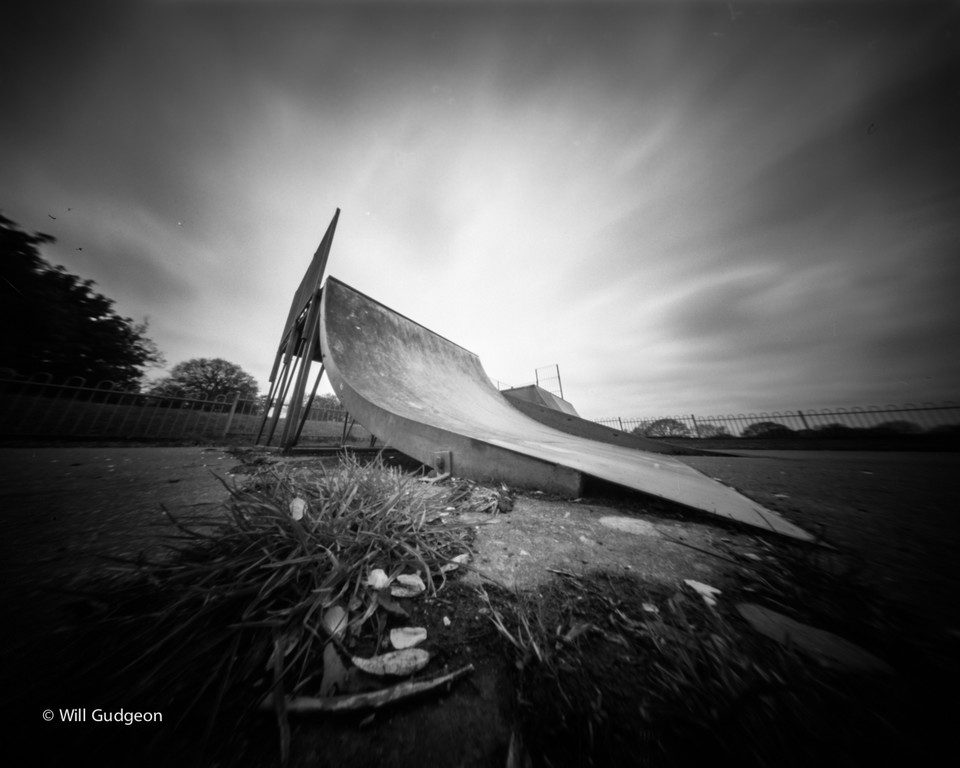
left=257, top=209, right=340, bottom=450
left=293, top=362, right=325, bottom=446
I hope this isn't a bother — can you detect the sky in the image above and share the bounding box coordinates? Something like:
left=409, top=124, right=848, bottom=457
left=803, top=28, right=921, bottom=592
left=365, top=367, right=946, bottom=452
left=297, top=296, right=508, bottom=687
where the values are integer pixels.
left=3, top=0, right=958, bottom=420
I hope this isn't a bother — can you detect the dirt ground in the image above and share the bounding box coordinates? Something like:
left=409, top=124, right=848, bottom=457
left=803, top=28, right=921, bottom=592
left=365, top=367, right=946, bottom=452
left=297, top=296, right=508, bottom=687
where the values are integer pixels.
left=1, top=445, right=957, bottom=766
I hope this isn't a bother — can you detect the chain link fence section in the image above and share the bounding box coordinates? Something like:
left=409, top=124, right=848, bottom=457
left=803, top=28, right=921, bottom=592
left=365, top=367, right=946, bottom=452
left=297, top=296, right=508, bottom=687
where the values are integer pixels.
left=0, top=372, right=373, bottom=445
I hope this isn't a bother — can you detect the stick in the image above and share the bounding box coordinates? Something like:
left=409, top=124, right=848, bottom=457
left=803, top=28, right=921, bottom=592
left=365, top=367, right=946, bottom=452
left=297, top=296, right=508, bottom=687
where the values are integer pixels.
left=261, top=664, right=475, bottom=713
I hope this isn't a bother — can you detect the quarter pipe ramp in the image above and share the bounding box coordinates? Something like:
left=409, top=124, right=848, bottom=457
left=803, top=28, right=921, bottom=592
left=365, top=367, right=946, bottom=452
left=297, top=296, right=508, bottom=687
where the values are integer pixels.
left=319, top=277, right=812, bottom=541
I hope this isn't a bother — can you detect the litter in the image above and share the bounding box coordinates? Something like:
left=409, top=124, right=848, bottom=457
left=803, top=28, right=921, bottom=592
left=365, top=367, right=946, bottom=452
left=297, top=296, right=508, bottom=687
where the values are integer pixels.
left=351, top=648, right=431, bottom=677
left=390, top=627, right=427, bottom=649
left=684, top=579, right=721, bottom=607
left=390, top=573, right=426, bottom=598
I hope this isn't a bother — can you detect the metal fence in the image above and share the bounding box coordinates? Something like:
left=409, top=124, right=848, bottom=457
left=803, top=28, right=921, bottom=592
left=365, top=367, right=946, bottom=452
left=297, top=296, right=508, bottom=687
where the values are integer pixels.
left=0, top=373, right=373, bottom=445
left=5, top=372, right=956, bottom=445
left=595, top=403, right=960, bottom=439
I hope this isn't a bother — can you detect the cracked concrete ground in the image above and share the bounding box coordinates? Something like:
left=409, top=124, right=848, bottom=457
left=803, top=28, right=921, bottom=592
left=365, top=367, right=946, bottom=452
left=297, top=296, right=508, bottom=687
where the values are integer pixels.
left=460, top=494, right=742, bottom=593
left=2, top=446, right=956, bottom=635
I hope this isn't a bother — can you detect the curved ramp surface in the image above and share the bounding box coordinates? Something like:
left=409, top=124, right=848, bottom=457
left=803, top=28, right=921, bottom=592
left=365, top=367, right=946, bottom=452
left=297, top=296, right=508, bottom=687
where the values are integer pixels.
left=502, top=395, right=717, bottom=457
left=319, top=278, right=812, bottom=541
left=502, top=385, right=580, bottom=417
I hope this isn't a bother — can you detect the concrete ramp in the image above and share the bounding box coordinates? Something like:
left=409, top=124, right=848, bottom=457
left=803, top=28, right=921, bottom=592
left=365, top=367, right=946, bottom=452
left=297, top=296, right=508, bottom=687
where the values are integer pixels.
left=319, top=278, right=812, bottom=541
left=502, top=384, right=580, bottom=417
left=502, top=395, right=716, bottom=457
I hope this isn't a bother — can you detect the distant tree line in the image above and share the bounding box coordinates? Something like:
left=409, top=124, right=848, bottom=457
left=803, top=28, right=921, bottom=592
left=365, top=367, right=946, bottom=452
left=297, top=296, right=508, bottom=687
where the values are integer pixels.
left=2, top=214, right=266, bottom=402
left=630, top=417, right=955, bottom=439
left=1, top=214, right=163, bottom=388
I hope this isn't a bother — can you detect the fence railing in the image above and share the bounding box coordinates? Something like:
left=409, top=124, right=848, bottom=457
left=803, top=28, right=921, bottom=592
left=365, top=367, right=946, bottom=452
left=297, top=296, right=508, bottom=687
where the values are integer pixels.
left=0, top=373, right=373, bottom=445
left=5, top=373, right=956, bottom=445
left=594, top=403, right=960, bottom=439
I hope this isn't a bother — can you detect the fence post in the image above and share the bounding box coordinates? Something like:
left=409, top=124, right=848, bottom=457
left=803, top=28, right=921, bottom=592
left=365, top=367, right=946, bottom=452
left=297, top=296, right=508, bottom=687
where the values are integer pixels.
left=222, top=393, right=240, bottom=438
left=797, top=410, right=810, bottom=431
left=691, top=414, right=700, bottom=438
left=617, top=417, right=624, bottom=431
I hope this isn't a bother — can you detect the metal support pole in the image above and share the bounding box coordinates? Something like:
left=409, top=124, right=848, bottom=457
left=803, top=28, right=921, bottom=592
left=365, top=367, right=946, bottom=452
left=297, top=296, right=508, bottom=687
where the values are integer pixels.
left=292, top=363, right=325, bottom=446
left=222, top=393, right=240, bottom=438
left=255, top=373, right=281, bottom=444
left=265, top=340, right=303, bottom=446
left=280, top=297, right=323, bottom=449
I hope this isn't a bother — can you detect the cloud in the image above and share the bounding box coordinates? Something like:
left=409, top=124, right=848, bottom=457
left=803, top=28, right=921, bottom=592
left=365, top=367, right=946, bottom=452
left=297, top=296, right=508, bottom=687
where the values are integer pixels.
left=3, top=1, right=957, bottom=418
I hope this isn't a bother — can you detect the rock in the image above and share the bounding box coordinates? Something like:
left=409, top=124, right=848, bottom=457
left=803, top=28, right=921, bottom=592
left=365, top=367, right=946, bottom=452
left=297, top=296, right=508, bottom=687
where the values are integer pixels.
left=598, top=516, right=661, bottom=537
left=440, top=553, right=470, bottom=573
left=390, top=573, right=426, bottom=598
left=366, top=568, right=391, bottom=590
left=736, top=603, right=893, bottom=674
left=289, top=497, right=308, bottom=521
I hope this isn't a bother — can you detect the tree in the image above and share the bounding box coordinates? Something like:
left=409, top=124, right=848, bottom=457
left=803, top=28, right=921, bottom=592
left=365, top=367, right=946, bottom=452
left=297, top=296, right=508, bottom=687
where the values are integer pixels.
left=310, top=393, right=342, bottom=411
left=1, top=213, right=164, bottom=388
left=696, top=423, right=732, bottom=438
left=869, top=420, right=922, bottom=435
left=149, top=358, right=259, bottom=402
left=634, top=418, right=691, bottom=438
left=813, top=422, right=854, bottom=437
left=742, top=421, right=793, bottom=438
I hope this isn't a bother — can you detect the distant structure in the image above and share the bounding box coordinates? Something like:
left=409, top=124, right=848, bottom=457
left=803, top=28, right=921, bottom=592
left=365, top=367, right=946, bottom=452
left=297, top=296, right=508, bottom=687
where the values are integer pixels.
left=534, top=363, right=565, bottom=400
left=501, top=384, right=579, bottom=416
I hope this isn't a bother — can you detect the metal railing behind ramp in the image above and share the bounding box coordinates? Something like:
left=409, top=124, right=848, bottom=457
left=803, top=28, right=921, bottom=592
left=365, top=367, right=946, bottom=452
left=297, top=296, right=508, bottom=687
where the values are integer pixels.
left=595, top=404, right=960, bottom=439
left=0, top=373, right=373, bottom=445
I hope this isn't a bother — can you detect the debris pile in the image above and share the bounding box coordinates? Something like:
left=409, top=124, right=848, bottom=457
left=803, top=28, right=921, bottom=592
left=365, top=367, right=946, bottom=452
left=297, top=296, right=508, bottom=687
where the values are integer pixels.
left=443, top=478, right=516, bottom=515
left=266, top=563, right=475, bottom=717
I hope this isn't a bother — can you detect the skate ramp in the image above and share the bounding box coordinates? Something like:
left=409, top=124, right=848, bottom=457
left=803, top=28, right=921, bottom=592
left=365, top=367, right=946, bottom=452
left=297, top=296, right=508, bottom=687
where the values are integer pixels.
left=502, top=385, right=580, bottom=416
left=502, top=395, right=717, bottom=457
left=319, top=277, right=812, bottom=541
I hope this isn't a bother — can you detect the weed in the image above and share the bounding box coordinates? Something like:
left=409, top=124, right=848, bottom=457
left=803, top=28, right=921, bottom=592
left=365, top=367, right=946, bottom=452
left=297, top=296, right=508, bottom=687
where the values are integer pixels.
left=55, top=455, right=473, bottom=763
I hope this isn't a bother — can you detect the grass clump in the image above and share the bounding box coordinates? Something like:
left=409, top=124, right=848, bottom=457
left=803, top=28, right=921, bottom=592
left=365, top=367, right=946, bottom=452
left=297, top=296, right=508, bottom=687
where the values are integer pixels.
left=485, top=571, right=906, bottom=768
left=58, top=454, right=472, bottom=763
